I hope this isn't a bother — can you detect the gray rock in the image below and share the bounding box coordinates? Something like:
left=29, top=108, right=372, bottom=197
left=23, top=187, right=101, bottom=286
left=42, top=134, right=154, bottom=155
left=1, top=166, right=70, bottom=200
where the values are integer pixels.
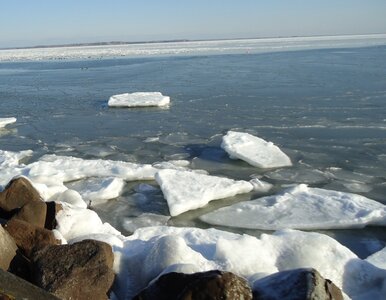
left=252, top=268, right=343, bottom=300
left=31, top=239, right=115, bottom=300
left=0, top=225, right=17, bottom=271
left=0, top=268, right=59, bottom=300
left=134, top=270, right=253, bottom=300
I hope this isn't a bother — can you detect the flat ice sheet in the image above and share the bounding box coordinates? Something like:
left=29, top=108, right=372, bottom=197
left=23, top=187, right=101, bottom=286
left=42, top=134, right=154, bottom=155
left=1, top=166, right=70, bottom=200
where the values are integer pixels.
left=200, top=184, right=386, bottom=230
left=221, top=131, right=292, bottom=168
left=155, top=169, right=253, bottom=216
left=108, top=92, right=170, bottom=107
left=0, top=117, right=16, bottom=128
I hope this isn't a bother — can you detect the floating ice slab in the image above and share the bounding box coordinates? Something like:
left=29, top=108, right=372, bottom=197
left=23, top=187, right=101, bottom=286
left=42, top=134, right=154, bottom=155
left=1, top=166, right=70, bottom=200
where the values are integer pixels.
left=155, top=169, right=253, bottom=216
left=66, top=177, right=125, bottom=206
left=0, top=117, right=16, bottom=128
left=221, top=131, right=292, bottom=168
left=200, top=184, right=386, bottom=230
left=115, top=226, right=386, bottom=300
left=108, top=92, right=170, bottom=107
left=366, top=247, right=386, bottom=270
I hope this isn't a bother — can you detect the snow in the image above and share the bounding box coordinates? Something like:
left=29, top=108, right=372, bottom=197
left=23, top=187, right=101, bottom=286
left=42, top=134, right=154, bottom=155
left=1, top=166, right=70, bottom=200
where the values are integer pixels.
left=108, top=92, right=170, bottom=107
left=154, top=169, right=253, bottom=216
left=366, top=247, right=386, bottom=270
left=111, top=226, right=386, bottom=300
left=221, top=131, right=292, bottom=168
left=200, top=184, right=386, bottom=230
left=0, top=117, right=16, bottom=128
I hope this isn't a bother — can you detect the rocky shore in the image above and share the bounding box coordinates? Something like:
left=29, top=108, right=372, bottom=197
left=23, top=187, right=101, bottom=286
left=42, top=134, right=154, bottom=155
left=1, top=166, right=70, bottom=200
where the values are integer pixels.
left=0, top=177, right=345, bottom=299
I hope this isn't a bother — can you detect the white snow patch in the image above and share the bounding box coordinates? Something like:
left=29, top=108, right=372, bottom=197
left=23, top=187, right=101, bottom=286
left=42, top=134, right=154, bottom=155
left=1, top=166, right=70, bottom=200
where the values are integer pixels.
left=108, top=92, right=170, bottom=107
left=221, top=131, right=292, bottom=168
left=0, top=117, right=16, bottom=128
left=200, top=184, right=386, bottom=230
left=155, top=169, right=253, bottom=216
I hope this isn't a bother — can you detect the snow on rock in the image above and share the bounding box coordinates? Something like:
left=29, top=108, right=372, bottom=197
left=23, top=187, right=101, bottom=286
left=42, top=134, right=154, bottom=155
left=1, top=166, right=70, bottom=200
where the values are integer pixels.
left=66, top=177, right=125, bottom=206
left=0, top=117, right=16, bottom=128
left=154, top=169, right=253, bottom=216
left=114, top=226, right=386, bottom=300
left=200, top=184, right=386, bottom=230
left=221, top=131, right=292, bottom=168
left=108, top=92, right=170, bottom=107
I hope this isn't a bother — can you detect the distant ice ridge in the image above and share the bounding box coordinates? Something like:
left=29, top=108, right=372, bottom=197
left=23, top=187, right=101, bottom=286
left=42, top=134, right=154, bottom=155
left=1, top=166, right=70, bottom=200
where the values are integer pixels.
left=1, top=34, right=386, bottom=62
left=200, top=184, right=386, bottom=230
left=108, top=92, right=170, bottom=108
left=0, top=117, right=16, bottom=128
left=222, top=131, right=292, bottom=168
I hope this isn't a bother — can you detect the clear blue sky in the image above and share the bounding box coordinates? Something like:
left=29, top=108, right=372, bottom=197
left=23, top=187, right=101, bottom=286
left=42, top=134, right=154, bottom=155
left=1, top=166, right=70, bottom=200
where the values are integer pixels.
left=1, top=0, right=386, bottom=48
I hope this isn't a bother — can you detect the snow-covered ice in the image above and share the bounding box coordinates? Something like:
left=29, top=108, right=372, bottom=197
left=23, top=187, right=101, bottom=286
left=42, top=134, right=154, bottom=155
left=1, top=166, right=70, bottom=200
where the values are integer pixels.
left=0, top=117, right=16, bottom=128
left=221, top=131, right=292, bottom=168
left=109, top=226, right=386, bottom=300
left=154, top=169, right=253, bottom=216
left=366, top=247, right=386, bottom=270
left=200, top=184, right=386, bottom=230
left=108, top=92, right=170, bottom=107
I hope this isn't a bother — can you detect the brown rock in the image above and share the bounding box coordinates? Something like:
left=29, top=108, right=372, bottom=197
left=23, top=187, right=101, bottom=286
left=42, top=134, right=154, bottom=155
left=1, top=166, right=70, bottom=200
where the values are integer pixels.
left=11, top=200, right=47, bottom=228
left=134, top=270, right=253, bottom=300
left=252, top=268, right=343, bottom=300
left=0, top=268, right=59, bottom=300
left=0, top=177, right=42, bottom=213
left=0, top=225, right=17, bottom=271
left=4, top=219, right=60, bottom=257
left=31, top=239, right=115, bottom=300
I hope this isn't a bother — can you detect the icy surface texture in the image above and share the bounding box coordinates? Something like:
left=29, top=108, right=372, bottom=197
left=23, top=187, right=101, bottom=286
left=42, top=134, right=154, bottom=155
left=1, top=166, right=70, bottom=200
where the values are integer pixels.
left=108, top=92, right=170, bottom=107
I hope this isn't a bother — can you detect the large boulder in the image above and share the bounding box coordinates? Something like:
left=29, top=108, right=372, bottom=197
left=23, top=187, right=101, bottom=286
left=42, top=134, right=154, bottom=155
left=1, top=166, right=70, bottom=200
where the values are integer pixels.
left=0, top=268, right=59, bottom=300
left=11, top=201, right=62, bottom=229
left=4, top=219, right=60, bottom=257
left=134, top=270, right=253, bottom=300
left=0, top=225, right=17, bottom=271
left=252, top=268, right=343, bottom=300
left=0, top=177, right=42, bottom=213
left=31, top=239, right=115, bottom=300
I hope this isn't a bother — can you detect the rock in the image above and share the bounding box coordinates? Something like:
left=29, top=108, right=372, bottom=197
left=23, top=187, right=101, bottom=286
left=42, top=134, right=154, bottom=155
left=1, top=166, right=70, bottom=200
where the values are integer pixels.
left=0, top=268, right=59, bottom=300
left=134, top=270, right=253, bottom=300
left=4, top=219, right=60, bottom=257
left=252, top=268, right=343, bottom=300
left=31, top=239, right=115, bottom=300
left=0, top=225, right=17, bottom=271
left=0, top=177, right=42, bottom=213
left=11, top=201, right=62, bottom=230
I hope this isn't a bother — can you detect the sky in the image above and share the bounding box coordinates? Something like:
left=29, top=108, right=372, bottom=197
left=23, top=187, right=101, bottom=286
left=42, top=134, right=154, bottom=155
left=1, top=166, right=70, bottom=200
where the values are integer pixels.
left=1, top=0, right=386, bottom=48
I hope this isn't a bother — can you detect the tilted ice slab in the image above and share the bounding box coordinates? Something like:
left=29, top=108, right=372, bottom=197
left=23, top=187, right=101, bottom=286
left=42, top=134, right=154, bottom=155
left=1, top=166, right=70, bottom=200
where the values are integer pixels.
left=109, top=226, right=386, bottom=300
left=221, top=131, right=292, bottom=168
left=155, top=169, right=253, bottom=216
left=366, top=247, right=386, bottom=270
left=0, top=117, right=16, bottom=128
left=108, top=92, right=170, bottom=107
left=66, top=177, right=125, bottom=206
left=200, top=184, right=386, bottom=230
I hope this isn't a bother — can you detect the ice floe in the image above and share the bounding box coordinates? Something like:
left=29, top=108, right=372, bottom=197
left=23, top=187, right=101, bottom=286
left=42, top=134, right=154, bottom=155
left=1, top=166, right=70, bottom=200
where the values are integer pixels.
left=155, top=169, right=253, bottom=216
left=221, top=131, right=292, bottom=168
left=200, top=184, right=386, bottom=230
left=108, top=92, right=170, bottom=107
left=0, top=117, right=16, bottom=128
left=366, top=247, right=386, bottom=270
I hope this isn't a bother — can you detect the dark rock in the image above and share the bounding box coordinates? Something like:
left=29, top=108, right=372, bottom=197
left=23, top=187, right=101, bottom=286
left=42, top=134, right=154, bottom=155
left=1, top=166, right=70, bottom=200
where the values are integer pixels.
left=0, top=225, right=17, bottom=271
left=134, top=270, right=253, bottom=300
left=8, top=250, right=32, bottom=282
left=4, top=219, right=60, bottom=257
left=31, top=239, right=115, bottom=300
left=44, top=201, right=62, bottom=230
left=252, top=268, right=343, bottom=300
left=0, top=177, right=42, bottom=213
left=0, top=268, right=59, bottom=300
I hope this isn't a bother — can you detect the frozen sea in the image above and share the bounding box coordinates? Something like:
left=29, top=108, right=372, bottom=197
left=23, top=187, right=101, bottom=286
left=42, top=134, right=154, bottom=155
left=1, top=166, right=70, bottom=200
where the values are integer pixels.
left=1, top=35, right=386, bottom=260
